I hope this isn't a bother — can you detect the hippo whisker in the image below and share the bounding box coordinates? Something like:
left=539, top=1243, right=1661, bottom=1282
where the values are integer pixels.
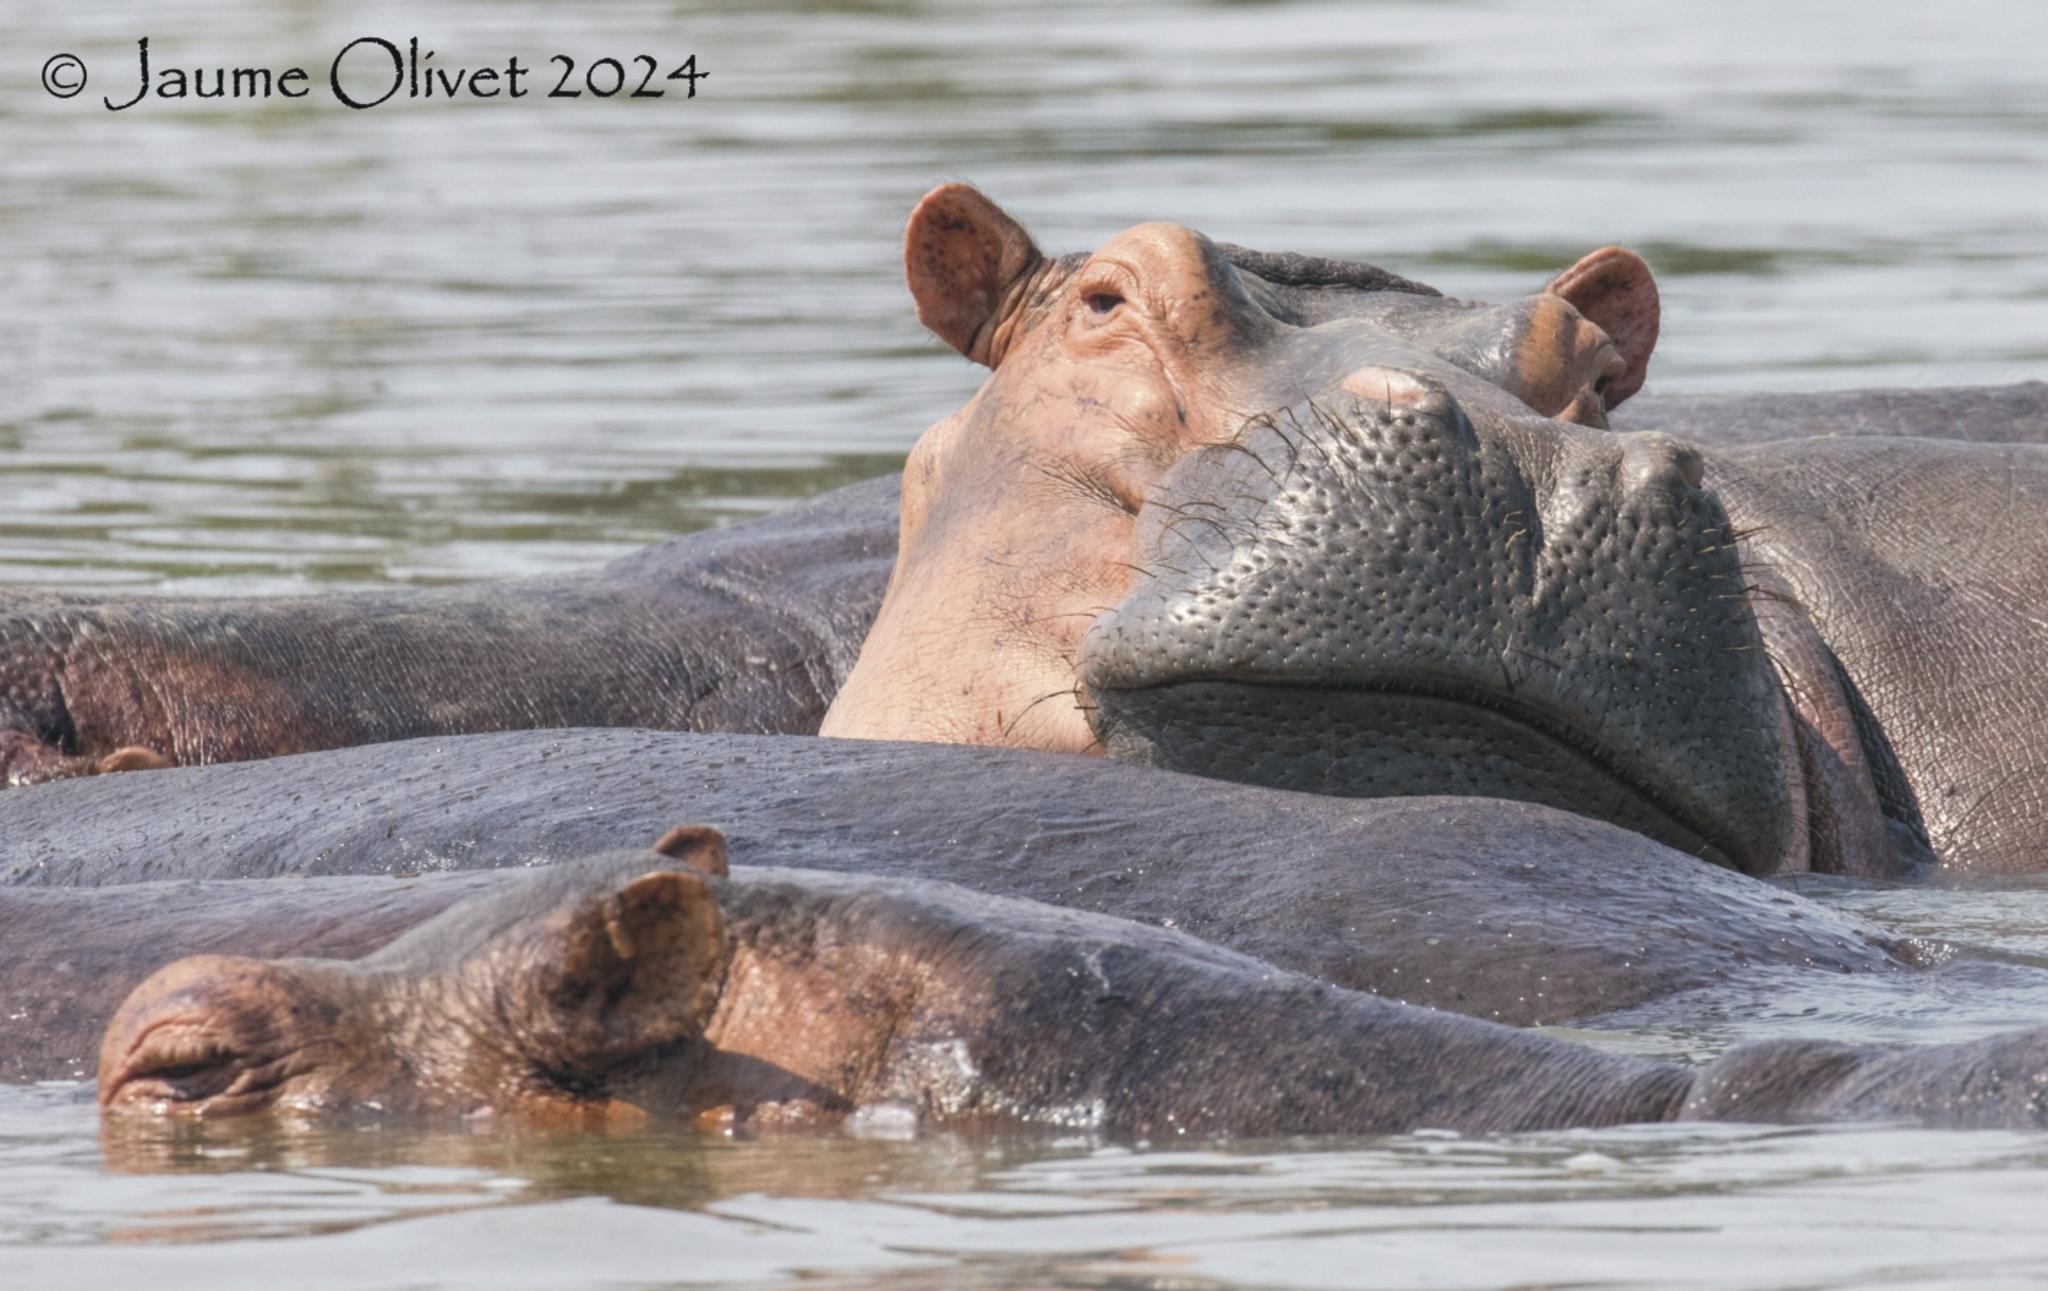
left=1289, top=404, right=1346, bottom=474
left=1106, top=558, right=1190, bottom=586
left=1237, top=413, right=1315, bottom=483
left=1015, top=606, right=1120, bottom=628
left=1030, top=461, right=1139, bottom=517
left=1150, top=506, right=1242, bottom=568
left=1000, top=686, right=1094, bottom=742
left=1215, top=438, right=1287, bottom=486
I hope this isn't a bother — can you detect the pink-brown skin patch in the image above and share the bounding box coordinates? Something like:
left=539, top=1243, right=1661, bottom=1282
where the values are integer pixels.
left=97, top=834, right=953, bottom=1131
left=99, top=858, right=736, bottom=1124
left=650, top=824, right=731, bottom=877
left=822, top=185, right=1659, bottom=753
left=1544, top=245, right=1660, bottom=408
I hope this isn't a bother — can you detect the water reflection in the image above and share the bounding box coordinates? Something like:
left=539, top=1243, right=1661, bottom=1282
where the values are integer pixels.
left=10, top=1081, right=2048, bottom=1287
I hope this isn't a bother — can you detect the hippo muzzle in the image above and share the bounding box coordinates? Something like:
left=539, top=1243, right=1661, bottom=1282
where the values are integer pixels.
left=1080, top=369, right=1802, bottom=875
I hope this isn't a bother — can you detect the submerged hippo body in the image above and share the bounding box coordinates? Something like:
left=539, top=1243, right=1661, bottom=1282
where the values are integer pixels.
left=0, top=477, right=898, bottom=783
left=94, top=839, right=2048, bottom=1134
left=825, top=188, right=2048, bottom=879
left=0, top=730, right=1905, bottom=1078
left=0, top=871, right=505, bottom=1082
left=1616, top=380, right=2048, bottom=446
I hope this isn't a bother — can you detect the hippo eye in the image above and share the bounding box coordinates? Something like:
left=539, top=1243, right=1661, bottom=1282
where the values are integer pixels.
left=1084, top=291, right=1124, bottom=318
left=134, top=1043, right=240, bottom=1100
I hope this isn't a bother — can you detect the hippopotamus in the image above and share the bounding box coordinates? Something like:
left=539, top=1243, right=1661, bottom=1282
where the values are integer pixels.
left=0, top=730, right=1906, bottom=1080
left=0, top=478, right=899, bottom=784
left=821, top=187, right=2048, bottom=880
left=93, top=833, right=2048, bottom=1134
left=12, top=185, right=2037, bottom=788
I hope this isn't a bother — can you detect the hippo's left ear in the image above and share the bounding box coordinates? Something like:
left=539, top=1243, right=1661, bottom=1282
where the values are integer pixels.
left=904, top=183, right=1046, bottom=366
left=530, top=869, right=728, bottom=1073
left=650, top=825, right=730, bottom=877
left=1544, top=247, right=1660, bottom=406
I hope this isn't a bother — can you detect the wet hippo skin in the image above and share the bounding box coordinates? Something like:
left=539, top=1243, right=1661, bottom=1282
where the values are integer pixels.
left=0, top=730, right=1903, bottom=1079
left=1616, top=380, right=2048, bottom=446
left=0, top=476, right=898, bottom=784
left=90, top=840, right=2048, bottom=1135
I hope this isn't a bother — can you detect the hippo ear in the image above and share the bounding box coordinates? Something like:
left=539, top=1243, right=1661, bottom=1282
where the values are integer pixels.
left=534, top=868, right=728, bottom=1072
left=650, top=825, right=730, bottom=878
left=1544, top=247, right=1659, bottom=406
left=904, top=183, right=1045, bottom=366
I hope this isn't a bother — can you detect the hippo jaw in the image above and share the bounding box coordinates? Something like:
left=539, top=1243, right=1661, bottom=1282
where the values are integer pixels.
left=1079, top=377, right=1808, bottom=877
left=1084, top=679, right=1754, bottom=871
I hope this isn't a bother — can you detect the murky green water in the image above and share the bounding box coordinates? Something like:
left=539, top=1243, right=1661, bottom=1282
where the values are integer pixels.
left=5, top=0, right=2048, bottom=1284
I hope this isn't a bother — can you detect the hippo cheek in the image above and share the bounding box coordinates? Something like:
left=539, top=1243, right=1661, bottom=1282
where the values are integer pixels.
left=1076, top=378, right=1803, bottom=876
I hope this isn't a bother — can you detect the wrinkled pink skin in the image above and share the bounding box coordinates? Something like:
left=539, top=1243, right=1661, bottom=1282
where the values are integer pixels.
left=823, top=186, right=1656, bottom=754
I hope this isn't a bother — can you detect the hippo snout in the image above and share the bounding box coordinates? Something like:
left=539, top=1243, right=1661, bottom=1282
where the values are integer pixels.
left=1080, top=382, right=1802, bottom=876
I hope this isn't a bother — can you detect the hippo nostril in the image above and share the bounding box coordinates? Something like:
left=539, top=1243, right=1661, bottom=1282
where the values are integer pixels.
left=1339, top=366, right=1444, bottom=412
left=1618, top=433, right=1708, bottom=498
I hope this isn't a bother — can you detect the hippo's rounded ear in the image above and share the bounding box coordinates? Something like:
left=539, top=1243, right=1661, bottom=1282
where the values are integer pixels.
left=1545, top=247, right=1659, bottom=406
left=904, top=183, right=1045, bottom=366
left=537, top=869, right=728, bottom=1072
left=650, top=825, right=730, bottom=878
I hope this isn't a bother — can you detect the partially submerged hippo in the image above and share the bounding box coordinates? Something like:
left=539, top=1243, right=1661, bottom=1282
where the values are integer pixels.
left=825, top=188, right=2048, bottom=879
left=3, top=185, right=2040, bottom=800
left=5, top=384, right=2033, bottom=789
left=0, top=478, right=898, bottom=783
left=94, top=833, right=2048, bottom=1134
left=0, top=182, right=1834, bottom=785
left=0, top=730, right=1905, bottom=1080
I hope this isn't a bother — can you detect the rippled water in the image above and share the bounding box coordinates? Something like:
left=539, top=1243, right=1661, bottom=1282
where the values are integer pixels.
left=6, top=0, right=2048, bottom=591
left=12, top=1078, right=2048, bottom=1288
left=5, top=0, right=2048, bottom=1284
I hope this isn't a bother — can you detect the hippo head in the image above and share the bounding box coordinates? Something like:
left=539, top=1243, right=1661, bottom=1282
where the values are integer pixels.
left=99, top=833, right=734, bottom=1122
left=821, top=188, right=1829, bottom=876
